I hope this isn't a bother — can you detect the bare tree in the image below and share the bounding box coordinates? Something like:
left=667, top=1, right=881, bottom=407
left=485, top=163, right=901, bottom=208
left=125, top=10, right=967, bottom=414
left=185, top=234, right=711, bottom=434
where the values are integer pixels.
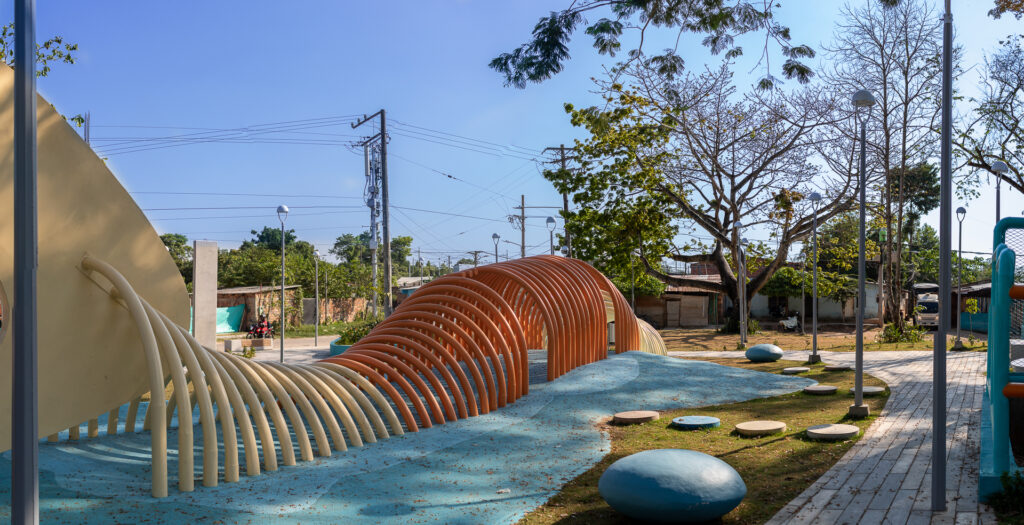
left=552, top=61, right=855, bottom=313
left=955, top=36, right=1024, bottom=196
left=823, top=0, right=943, bottom=327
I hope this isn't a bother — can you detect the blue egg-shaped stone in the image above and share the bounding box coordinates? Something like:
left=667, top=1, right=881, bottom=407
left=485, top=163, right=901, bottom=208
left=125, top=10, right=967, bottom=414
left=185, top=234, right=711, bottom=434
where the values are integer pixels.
left=671, top=416, right=721, bottom=430
left=745, top=343, right=784, bottom=362
left=599, top=449, right=746, bottom=523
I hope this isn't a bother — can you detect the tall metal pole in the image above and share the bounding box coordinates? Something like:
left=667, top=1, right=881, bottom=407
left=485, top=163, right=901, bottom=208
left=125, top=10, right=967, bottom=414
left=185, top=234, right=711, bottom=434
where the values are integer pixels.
left=314, top=252, right=319, bottom=347
left=379, top=111, right=392, bottom=315
left=854, top=117, right=867, bottom=414
left=520, top=195, right=526, bottom=259
left=956, top=214, right=963, bottom=345
left=933, top=0, right=952, bottom=510
left=279, top=219, right=286, bottom=362
left=740, top=243, right=747, bottom=345
left=13, top=0, right=39, bottom=520
left=544, top=144, right=573, bottom=258
left=811, top=200, right=820, bottom=363
left=997, top=177, right=1002, bottom=223
left=352, top=112, right=392, bottom=314
left=366, top=144, right=379, bottom=317
left=563, top=191, right=572, bottom=257
left=549, top=230, right=554, bottom=255
left=801, top=255, right=806, bottom=335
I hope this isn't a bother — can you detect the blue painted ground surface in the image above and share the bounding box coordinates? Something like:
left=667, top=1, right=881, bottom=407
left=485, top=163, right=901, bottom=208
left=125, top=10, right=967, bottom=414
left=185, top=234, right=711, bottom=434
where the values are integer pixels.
left=0, top=352, right=814, bottom=524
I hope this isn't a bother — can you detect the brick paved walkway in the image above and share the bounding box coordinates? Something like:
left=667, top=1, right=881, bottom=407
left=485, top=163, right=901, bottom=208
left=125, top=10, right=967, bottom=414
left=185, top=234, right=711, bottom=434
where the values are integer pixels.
left=669, top=350, right=994, bottom=525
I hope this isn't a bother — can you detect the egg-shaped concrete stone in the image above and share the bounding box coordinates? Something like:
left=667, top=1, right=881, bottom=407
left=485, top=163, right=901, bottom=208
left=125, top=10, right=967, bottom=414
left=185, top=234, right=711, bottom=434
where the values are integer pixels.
left=599, top=449, right=746, bottom=522
left=745, top=344, right=784, bottom=362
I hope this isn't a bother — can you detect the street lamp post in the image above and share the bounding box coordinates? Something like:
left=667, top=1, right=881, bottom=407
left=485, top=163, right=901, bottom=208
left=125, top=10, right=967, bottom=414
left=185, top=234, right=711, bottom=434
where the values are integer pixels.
left=954, top=207, right=966, bottom=349
left=277, top=205, right=289, bottom=363
left=851, top=89, right=875, bottom=419
left=314, top=248, right=320, bottom=348
left=546, top=217, right=556, bottom=255
left=809, top=191, right=822, bottom=364
left=492, top=233, right=500, bottom=264
left=733, top=221, right=747, bottom=346
left=993, top=160, right=1009, bottom=223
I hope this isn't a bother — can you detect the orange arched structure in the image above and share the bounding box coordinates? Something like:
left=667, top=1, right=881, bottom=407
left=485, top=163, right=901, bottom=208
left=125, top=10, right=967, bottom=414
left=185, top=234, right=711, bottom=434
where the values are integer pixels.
left=47, top=254, right=665, bottom=497
left=321, top=255, right=666, bottom=430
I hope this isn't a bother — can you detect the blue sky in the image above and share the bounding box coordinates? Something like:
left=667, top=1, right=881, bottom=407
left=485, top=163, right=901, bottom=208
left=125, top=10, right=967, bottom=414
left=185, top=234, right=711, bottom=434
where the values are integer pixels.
left=12, top=1, right=1022, bottom=263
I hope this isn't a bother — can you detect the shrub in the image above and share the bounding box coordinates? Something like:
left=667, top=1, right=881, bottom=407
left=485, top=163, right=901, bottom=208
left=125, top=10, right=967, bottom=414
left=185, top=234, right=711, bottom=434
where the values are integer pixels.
left=877, top=322, right=926, bottom=344
left=335, top=319, right=380, bottom=345
left=718, top=317, right=761, bottom=335
left=989, top=471, right=1024, bottom=522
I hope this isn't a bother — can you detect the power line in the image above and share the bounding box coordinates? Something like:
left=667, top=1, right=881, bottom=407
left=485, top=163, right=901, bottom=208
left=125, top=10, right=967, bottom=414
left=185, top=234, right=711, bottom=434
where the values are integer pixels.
left=149, top=210, right=365, bottom=221
left=131, top=191, right=363, bottom=200
left=142, top=205, right=363, bottom=211
left=390, top=120, right=542, bottom=155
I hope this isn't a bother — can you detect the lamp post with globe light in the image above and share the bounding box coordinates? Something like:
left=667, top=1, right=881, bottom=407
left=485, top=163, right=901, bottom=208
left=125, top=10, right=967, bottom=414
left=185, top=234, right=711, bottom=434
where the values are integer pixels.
left=546, top=217, right=556, bottom=255
left=851, top=89, right=875, bottom=419
left=277, top=205, right=289, bottom=362
left=954, top=207, right=966, bottom=349
left=314, top=248, right=320, bottom=348
left=993, top=160, right=1009, bottom=222
left=809, top=191, right=822, bottom=364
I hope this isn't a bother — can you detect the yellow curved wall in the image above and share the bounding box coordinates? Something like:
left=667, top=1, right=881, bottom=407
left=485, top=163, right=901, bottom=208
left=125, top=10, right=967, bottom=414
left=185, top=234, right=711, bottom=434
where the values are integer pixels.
left=0, top=63, right=190, bottom=449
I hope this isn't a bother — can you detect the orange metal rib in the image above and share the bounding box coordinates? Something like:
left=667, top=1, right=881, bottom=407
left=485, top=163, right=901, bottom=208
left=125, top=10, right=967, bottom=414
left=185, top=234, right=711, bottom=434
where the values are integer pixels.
left=317, top=256, right=663, bottom=437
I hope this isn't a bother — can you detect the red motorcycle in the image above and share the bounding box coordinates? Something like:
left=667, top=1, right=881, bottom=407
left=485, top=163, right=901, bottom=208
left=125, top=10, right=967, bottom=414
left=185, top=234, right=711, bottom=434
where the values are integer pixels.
left=246, top=314, right=273, bottom=339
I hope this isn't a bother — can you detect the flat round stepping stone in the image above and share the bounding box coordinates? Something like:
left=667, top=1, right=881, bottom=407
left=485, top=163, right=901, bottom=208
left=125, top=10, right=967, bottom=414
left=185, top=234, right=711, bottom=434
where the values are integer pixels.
left=671, top=416, right=721, bottom=430
left=804, top=385, right=838, bottom=395
left=599, top=449, right=746, bottom=522
left=860, top=386, right=885, bottom=396
left=782, top=367, right=810, bottom=375
left=735, top=420, right=786, bottom=437
left=823, top=364, right=852, bottom=371
left=613, top=410, right=660, bottom=425
left=806, top=424, right=860, bottom=441
left=745, top=343, right=784, bottom=362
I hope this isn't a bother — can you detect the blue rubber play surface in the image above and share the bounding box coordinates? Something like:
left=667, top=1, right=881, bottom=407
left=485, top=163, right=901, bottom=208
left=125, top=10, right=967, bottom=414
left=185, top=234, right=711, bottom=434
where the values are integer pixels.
left=0, top=352, right=813, bottom=524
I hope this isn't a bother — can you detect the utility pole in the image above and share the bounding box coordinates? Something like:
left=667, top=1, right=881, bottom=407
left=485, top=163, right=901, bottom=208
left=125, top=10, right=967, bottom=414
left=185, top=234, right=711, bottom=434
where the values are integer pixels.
left=84, top=111, right=91, bottom=145
left=447, top=255, right=451, bottom=273
left=512, top=199, right=563, bottom=259
left=467, top=250, right=486, bottom=267
left=520, top=195, right=526, bottom=258
left=543, top=144, right=573, bottom=257
left=365, top=143, right=380, bottom=317
left=352, top=110, right=392, bottom=315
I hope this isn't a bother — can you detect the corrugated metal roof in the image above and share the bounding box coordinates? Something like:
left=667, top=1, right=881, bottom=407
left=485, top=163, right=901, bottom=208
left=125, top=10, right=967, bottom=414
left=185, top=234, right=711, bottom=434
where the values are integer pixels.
left=218, top=285, right=300, bottom=294
left=665, top=274, right=722, bottom=293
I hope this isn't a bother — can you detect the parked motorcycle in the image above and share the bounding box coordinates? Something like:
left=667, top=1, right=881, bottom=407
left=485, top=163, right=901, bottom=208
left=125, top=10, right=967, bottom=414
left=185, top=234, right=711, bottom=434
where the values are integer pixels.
left=778, top=312, right=801, bottom=332
left=246, top=314, right=273, bottom=339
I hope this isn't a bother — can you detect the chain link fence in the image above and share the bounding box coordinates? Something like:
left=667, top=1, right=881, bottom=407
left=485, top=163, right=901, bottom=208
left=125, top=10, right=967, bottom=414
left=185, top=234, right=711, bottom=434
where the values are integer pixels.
left=1004, top=228, right=1024, bottom=340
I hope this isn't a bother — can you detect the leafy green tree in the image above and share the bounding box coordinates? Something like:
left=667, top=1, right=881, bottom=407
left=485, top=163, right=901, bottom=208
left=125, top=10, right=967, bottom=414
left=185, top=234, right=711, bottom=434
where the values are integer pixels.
left=331, top=232, right=373, bottom=264
left=803, top=212, right=882, bottom=275
left=390, top=235, right=413, bottom=275
left=456, top=258, right=475, bottom=266
left=246, top=226, right=298, bottom=253
left=492, top=1, right=815, bottom=90
left=160, top=233, right=193, bottom=286
left=761, top=266, right=851, bottom=300
left=0, top=23, right=78, bottom=77
left=218, top=246, right=279, bottom=289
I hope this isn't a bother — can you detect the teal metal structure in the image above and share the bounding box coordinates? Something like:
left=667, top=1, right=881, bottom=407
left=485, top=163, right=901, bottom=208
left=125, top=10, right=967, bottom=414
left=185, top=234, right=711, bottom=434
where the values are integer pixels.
left=980, top=218, right=1024, bottom=499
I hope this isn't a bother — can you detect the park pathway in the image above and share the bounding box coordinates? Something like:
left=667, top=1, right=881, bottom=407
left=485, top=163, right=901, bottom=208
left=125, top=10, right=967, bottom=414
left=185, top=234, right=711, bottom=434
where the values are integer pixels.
left=668, top=349, right=994, bottom=525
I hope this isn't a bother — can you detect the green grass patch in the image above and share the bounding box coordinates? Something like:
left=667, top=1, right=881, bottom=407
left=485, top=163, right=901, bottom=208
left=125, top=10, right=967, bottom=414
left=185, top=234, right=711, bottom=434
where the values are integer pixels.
left=519, top=358, right=889, bottom=525
left=283, top=318, right=379, bottom=340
